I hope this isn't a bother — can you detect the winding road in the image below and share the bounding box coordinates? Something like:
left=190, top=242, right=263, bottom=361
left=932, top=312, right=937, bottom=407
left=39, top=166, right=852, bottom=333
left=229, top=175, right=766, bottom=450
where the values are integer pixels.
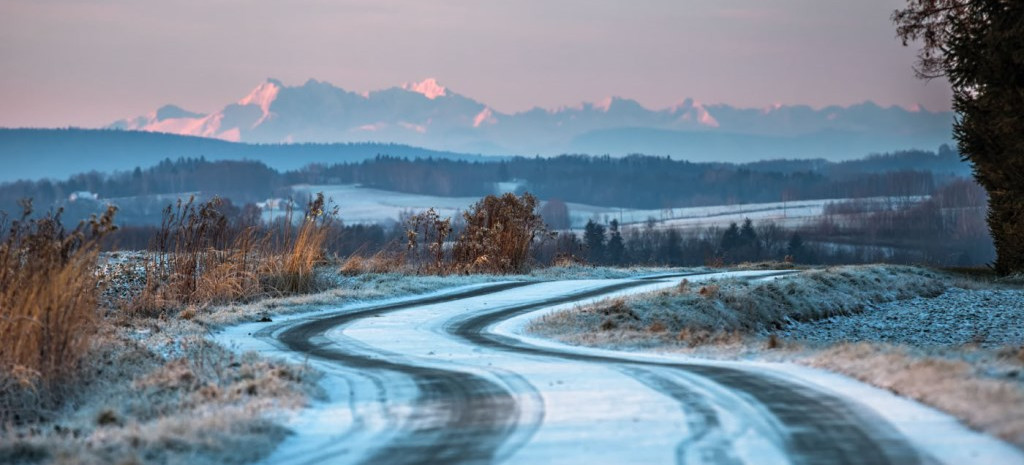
left=217, top=271, right=1024, bottom=465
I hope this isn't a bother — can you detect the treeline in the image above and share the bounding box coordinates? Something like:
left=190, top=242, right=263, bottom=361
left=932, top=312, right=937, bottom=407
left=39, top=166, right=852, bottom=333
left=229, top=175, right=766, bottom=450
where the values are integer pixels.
left=27, top=174, right=994, bottom=268
left=288, top=151, right=956, bottom=209
left=0, top=127, right=495, bottom=182
left=0, top=158, right=287, bottom=222
left=0, top=148, right=970, bottom=227
left=555, top=178, right=993, bottom=268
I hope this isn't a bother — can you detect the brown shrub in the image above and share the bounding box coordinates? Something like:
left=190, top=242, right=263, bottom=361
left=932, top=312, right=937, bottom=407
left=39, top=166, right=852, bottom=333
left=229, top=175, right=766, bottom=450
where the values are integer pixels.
left=452, top=192, right=549, bottom=274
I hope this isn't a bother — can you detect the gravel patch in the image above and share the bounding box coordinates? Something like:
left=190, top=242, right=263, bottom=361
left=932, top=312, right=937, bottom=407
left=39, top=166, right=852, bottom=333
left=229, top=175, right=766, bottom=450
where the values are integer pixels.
left=777, top=288, right=1024, bottom=348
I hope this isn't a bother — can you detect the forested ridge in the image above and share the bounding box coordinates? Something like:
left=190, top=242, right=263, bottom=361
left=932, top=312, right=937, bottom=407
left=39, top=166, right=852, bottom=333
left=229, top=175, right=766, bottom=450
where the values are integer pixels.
left=0, top=146, right=969, bottom=219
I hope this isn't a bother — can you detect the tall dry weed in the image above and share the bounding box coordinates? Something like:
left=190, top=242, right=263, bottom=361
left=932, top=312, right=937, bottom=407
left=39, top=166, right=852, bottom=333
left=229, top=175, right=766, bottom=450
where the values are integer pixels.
left=262, top=193, right=333, bottom=295
left=133, top=197, right=265, bottom=315
left=0, top=201, right=117, bottom=422
left=132, top=194, right=336, bottom=315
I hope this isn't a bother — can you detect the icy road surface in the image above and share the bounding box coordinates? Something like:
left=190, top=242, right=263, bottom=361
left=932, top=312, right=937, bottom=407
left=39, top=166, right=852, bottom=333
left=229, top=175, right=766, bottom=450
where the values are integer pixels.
left=217, top=272, right=1024, bottom=465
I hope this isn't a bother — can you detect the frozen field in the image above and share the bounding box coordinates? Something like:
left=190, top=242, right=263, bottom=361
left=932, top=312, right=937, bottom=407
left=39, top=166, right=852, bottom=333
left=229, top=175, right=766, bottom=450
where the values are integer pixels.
left=287, top=184, right=926, bottom=230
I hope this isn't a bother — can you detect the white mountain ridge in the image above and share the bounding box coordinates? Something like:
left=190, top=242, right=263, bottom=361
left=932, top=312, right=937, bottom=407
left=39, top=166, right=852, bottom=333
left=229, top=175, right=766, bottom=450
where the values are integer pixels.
left=110, top=78, right=954, bottom=160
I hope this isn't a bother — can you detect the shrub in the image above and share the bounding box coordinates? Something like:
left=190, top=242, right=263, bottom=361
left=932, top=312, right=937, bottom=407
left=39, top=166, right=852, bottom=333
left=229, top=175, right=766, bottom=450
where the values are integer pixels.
left=452, top=192, right=549, bottom=274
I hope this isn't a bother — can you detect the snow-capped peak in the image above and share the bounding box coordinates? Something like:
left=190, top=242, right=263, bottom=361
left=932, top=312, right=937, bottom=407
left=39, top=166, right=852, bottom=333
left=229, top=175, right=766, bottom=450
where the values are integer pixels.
left=402, top=78, right=447, bottom=99
left=473, top=107, right=498, bottom=128
left=594, top=97, right=614, bottom=112
left=238, top=78, right=282, bottom=115
left=671, top=99, right=719, bottom=128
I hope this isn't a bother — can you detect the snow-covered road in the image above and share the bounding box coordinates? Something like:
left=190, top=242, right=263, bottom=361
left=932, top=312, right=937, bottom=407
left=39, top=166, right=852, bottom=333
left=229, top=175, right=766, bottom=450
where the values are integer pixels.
left=217, top=272, right=1024, bottom=465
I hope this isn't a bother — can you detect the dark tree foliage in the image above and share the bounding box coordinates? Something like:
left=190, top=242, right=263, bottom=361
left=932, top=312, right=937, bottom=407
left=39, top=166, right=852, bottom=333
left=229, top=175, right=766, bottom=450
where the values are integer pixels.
left=894, top=0, right=1024, bottom=274
left=291, top=154, right=945, bottom=210
left=606, top=220, right=626, bottom=266
left=720, top=223, right=741, bottom=252
left=583, top=220, right=607, bottom=264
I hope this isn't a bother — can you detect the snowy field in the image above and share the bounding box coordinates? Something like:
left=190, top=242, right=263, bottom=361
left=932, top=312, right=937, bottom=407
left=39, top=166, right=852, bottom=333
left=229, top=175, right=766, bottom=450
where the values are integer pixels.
left=287, top=184, right=927, bottom=230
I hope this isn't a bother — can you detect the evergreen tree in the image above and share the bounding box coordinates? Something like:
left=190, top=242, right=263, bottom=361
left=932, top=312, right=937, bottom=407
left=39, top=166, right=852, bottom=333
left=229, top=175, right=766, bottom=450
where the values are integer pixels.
left=894, top=0, right=1024, bottom=274
left=583, top=219, right=607, bottom=264
left=720, top=222, right=741, bottom=252
left=787, top=232, right=809, bottom=263
left=738, top=218, right=760, bottom=261
left=606, top=220, right=626, bottom=266
left=739, top=218, right=757, bottom=246
left=661, top=228, right=683, bottom=265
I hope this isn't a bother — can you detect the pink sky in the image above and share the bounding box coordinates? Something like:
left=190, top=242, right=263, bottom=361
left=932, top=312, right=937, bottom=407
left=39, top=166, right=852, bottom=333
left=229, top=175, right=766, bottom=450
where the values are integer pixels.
left=0, top=0, right=952, bottom=127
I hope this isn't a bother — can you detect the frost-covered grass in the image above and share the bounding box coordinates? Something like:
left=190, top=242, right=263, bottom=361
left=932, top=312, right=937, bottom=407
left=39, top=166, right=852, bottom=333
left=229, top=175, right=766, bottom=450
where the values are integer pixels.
left=528, top=265, right=945, bottom=347
left=0, top=319, right=319, bottom=465
left=807, top=343, right=1024, bottom=449
left=195, top=270, right=508, bottom=326
left=0, top=262, right=533, bottom=465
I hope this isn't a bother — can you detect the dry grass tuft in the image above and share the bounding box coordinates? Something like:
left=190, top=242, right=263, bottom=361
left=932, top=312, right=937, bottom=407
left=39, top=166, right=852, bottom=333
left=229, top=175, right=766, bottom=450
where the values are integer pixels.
left=698, top=284, right=719, bottom=299
left=132, top=194, right=336, bottom=316
left=262, top=202, right=331, bottom=295
left=339, top=250, right=406, bottom=276
left=809, top=343, right=1024, bottom=448
left=0, top=201, right=117, bottom=423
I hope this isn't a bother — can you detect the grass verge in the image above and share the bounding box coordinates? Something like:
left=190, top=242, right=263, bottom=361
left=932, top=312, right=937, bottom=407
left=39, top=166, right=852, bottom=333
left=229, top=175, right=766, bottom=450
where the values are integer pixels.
left=528, top=265, right=945, bottom=347
left=807, top=343, right=1024, bottom=448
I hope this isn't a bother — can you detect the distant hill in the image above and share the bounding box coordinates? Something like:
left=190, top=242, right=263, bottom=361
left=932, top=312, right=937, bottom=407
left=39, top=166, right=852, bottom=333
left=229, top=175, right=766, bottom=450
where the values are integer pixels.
left=0, top=128, right=502, bottom=182
left=569, top=127, right=954, bottom=163
left=105, top=77, right=955, bottom=160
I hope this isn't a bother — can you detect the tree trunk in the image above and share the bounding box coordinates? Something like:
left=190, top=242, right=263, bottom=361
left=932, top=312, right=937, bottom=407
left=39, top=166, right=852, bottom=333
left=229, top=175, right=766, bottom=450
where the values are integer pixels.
left=988, top=188, right=1024, bottom=275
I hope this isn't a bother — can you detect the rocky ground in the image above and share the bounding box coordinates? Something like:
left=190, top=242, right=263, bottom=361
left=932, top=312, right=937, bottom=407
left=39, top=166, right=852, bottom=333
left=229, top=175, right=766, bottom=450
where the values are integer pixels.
left=776, top=287, right=1024, bottom=349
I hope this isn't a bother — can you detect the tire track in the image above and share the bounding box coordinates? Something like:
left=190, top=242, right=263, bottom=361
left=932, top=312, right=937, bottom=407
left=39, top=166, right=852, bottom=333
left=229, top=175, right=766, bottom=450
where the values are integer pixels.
left=449, top=276, right=931, bottom=465
left=276, top=282, right=535, bottom=465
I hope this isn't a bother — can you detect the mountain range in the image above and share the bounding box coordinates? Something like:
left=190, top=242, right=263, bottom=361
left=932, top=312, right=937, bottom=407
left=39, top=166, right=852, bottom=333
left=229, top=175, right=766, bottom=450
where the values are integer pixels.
left=110, top=78, right=955, bottom=161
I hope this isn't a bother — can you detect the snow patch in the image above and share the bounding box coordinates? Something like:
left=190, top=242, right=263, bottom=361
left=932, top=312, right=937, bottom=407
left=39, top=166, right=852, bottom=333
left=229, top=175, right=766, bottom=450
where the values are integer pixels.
left=473, top=107, right=497, bottom=127
left=238, top=79, right=281, bottom=126
left=402, top=78, right=447, bottom=99
left=398, top=121, right=427, bottom=134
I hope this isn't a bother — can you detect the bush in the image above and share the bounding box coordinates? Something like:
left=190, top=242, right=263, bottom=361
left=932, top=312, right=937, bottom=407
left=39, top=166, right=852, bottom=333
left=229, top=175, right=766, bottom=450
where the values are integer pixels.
left=452, top=193, right=549, bottom=273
